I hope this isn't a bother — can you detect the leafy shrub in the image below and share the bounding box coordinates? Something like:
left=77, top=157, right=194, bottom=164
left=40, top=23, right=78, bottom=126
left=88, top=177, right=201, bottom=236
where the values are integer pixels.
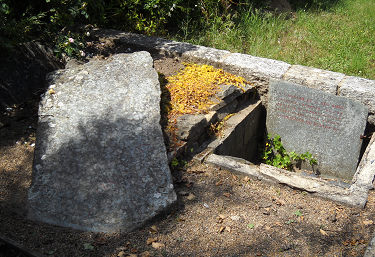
left=54, top=31, right=86, bottom=59
left=261, top=134, right=317, bottom=170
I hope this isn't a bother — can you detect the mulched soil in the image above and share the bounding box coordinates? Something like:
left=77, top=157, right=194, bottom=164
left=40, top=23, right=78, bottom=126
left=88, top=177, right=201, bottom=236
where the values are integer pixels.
left=1, top=39, right=375, bottom=257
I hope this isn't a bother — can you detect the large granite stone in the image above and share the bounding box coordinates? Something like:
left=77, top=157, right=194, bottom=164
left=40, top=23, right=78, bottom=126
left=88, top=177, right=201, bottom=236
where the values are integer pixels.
left=28, top=52, right=177, bottom=233
left=266, top=79, right=368, bottom=180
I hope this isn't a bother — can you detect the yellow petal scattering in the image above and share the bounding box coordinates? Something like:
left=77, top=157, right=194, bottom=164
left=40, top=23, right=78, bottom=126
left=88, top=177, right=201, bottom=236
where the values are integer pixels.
left=165, top=63, right=249, bottom=119
left=160, top=63, right=251, bottom=152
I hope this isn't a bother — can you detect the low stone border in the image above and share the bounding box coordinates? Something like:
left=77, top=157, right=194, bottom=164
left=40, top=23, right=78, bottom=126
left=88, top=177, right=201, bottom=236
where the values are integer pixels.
left=204, top=129, right=375, bottom=209
left=90, top=28, right=375, bottom=127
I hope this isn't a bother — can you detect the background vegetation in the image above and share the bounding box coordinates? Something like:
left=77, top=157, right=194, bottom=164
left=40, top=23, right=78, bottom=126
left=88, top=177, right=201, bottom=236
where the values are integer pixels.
left=1, top=0, right=374, bottom=79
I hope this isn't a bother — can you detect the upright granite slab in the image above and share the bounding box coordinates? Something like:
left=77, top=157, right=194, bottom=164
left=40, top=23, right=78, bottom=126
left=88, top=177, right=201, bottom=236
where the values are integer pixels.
left=266, top=79, right=368, bottom=180
left=28, top=52, right=177, bottom=233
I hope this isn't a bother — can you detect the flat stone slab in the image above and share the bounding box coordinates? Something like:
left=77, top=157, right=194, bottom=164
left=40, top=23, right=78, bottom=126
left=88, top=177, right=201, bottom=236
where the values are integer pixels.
left=206, top=151, right=375, bottom=208
left=222, top=53, right=291, bottom=80
left=338, top=76, right=375, bottom=126
left=283, top=65, right=345, bottom=94
left=266, top=79, right=368, bottom=180
left=28, top=52, right=177, bottom=233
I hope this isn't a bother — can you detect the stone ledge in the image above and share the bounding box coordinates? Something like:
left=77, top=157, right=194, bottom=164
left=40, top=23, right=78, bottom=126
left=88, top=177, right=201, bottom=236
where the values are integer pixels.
left=283, top=65, right=345, bottom=95
left=206, top=154, right=370, bottom=208
left=338, top=76, right=375, bottom=116
left=222, top=53, right=291, bottom=80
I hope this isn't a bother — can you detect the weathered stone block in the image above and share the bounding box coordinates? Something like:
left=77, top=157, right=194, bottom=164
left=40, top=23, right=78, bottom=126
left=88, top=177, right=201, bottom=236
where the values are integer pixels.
left=214, top=100, right=262, bottom=162
left=338, top=76, right=375, bottom=125
left=28, top=52, right=177, bottom=233
left=283, top=65, right=345, bottom=94
left=351, top=132, right=375, bottom=193
left=176, top=114, right=207, bottom=141
left=222, top=53, right=291, bottom=80
left=216, top=99, right=238, bottom=121
left=209, top=84, right=242, bottom=111
left=181, top=46, right=231, bottom=68
left=266, top=79, right=368, bottom=180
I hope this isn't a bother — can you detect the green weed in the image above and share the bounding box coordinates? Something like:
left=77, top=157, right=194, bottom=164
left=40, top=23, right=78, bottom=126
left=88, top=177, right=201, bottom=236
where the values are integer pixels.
left=261, top=134, right=317, bottom=171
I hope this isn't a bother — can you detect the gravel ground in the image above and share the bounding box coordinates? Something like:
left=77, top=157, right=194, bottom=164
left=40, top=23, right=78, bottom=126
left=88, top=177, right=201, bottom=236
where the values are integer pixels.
left=1, top=41, right=375, bottom=257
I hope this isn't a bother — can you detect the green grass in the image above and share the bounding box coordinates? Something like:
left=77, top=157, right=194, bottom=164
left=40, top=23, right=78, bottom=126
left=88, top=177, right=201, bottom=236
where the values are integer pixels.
left=172, top=0, right=375, bottom=80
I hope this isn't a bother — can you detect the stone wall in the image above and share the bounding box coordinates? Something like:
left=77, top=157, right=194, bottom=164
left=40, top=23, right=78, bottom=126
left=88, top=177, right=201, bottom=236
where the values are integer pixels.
left=90, top=28, right=375, bottom=131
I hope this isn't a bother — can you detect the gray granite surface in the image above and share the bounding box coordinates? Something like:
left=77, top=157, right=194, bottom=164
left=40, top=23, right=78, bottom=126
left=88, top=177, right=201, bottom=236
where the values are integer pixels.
left=266, top=79, right=368, bottom=180
left=28, top=52, right=177, bottom=233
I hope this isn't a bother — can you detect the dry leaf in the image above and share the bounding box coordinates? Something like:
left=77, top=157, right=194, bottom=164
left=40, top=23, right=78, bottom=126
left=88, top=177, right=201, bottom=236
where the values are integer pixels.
left=149, top=225, right=158, bottom=234
left=48, top=89, right=56, bottom=94
left=350, top=239, right=358, bottom=246
left=215, top=180, right=223, bottom=186
left=272, top=196, right=285, bottom=205
left=186, top=182, right=192, bottom=188
left=274, top=222, right=282, bottom=227
left=187, top=193, right=196, bottom=200
left=151, top=242, right=165, bottom=249
left=117, top=251, right=126, bottom=257
left=178, top=191, right=189, bottom=196
left=243, top=176, right=250, bottom=182
left=320, top=229, right=328, bottom=236
left=131, top=248, right=138, bottom=253
left=265, top=226, right=271, bottom=231
left=363, top=220, right=373, bottom=225
left=125, top=242, right=131, bottom=248
left=147, top=238, right=157, bottom=245
left=223, top=192, right=230, bottom=198
left=256, top=252, right=263, bottom=256
left=219, top=226, right=225, bottom=233
left=219, top=214, right=227, bottom=219
left=187, top=167, right=204, bottom=174
left=232, top=174, right=237, bottom=180
left=139, top=251, right=152, bottom=257
left=176, top=218, right=185, bottom=222
left=128, top=255, right=137, bottom=257
left=95, top=237, right=107, bottom=245
left=225, top=226, right=231, bottom=232
left=343, top=240, right=350, bottom=246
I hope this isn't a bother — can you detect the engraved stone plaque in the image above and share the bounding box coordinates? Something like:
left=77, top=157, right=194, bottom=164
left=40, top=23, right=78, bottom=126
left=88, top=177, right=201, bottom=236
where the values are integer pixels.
left=266, top=79, right=368, bottom=180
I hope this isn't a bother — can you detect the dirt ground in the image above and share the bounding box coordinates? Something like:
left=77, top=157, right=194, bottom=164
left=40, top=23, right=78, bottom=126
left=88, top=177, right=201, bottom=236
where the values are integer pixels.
left=1, top=41, right=375, bottom=257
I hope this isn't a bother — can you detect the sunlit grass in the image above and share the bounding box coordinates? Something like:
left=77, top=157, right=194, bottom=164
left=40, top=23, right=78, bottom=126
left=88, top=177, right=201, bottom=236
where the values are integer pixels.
left=172, top=0, right=375, bottom=79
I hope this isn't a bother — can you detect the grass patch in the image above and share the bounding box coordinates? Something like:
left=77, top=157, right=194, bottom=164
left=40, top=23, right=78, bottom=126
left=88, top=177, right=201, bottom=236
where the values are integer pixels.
left=171, top=0, right=375, bottom=80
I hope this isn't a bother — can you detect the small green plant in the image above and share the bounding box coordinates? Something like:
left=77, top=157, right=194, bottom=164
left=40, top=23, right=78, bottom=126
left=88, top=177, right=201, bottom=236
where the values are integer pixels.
left=83, top=243, right=94, bottom=250
left=247, top=223, right=255, bottom=229
left=171, top=158, right=179, bottom=168
left=286, top=219, right=296, bottom=225
left=261, top=134, right=317, bottom=171
left=54, top=31, right=86, bottom=60
left=180, top=160, right=188, bottom=167
left=294, top=209, right=302, bottom=217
